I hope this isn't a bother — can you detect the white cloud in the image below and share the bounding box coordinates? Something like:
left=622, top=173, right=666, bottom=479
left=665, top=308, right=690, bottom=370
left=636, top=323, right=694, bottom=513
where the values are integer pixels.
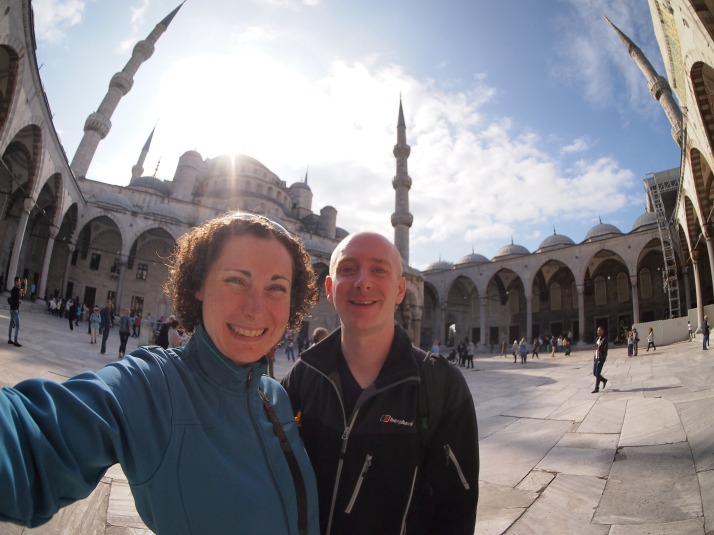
left=32, top=0, right=85, bottom=44
left=560, top=137, right=590, bottom=154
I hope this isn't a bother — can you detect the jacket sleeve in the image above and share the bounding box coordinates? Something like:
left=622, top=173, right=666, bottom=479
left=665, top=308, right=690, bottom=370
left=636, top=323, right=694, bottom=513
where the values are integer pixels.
left=0, top=352, right=172, bottom=527
left=424, top=365, right=479, bottom=535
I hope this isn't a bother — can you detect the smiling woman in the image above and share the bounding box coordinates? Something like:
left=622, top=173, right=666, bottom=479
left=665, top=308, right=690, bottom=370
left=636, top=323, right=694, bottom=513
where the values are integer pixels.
left=0, top=212, right=322, bottom=534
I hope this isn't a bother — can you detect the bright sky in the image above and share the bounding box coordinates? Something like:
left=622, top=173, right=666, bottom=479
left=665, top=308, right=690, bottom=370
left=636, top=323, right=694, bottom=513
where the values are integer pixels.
left=33, top=0, right=680, bottom=270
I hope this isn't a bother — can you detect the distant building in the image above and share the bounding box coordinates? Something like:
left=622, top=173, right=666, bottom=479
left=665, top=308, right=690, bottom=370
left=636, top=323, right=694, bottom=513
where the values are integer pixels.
left=0, top=0, right=686, bottom=349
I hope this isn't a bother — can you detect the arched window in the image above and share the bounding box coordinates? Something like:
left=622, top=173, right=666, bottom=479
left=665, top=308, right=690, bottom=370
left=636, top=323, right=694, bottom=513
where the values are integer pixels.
left=595, top=276, right=607, bottom=305
left=617, top=272, right=629, bottom=303
left=550, top=283, right=562, bottom=311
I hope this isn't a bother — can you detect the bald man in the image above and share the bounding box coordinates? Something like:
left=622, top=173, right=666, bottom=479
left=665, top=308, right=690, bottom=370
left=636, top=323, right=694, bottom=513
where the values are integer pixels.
left=283, top=232, right=478, bottom=535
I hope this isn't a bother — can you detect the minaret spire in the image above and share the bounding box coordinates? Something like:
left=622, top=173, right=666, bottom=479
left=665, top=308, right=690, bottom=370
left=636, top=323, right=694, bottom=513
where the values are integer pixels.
left=605, top=15, right=682, bottom=146
left=131, top=125, right=156, bottom=179
left=391, top=97, right=413, bottom=265
left=71, top=2, right=185, bottom=178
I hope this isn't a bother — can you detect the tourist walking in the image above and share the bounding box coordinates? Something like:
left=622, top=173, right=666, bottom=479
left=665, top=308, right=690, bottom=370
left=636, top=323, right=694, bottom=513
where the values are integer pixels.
left=703, top=316, right=710, bottom=350
left=512, top=339, right=519, bottom=363
left=592, top=326, right=608, bottom=393
left=632, top=327, right=639, bottom=355
left=688, top=320, right=694, bottom=341
left=99, top=300, right=113, bottom=355
left=7, top=276, right=21, bottom=347
left=500, top=338, right=507, bottom=358
left=519, top=337, right=527, bottom=365
left=646, top=327, right=656, bottom=351
left=117, top=307, right=131, bottom=359
left=531, top=337, right=540, bottom=359
left=89, top=306, right=101, bottom=344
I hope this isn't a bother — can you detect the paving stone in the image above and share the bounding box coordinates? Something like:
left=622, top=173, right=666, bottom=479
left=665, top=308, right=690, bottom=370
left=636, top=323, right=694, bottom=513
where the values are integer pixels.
left=698, top=469, right=714, bottom=534
left=594, top=443, right=701, bottom=525
left=476, top=481, right=538, bottom=535
left=619, top=397, right=686, bottom=447
left=578, top=398, right=627, bottom=434
left=509, top=473, right=609, bottom=534
left=608, top=518, right=704, bottom=534
left=678, top=397, right=714, bottom=472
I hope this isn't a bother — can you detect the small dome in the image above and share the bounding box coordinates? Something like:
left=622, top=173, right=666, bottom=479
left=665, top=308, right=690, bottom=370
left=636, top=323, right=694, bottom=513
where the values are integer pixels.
left=537, top=233, right=575, bottom=252
left=146, top=203, right=182, bottom=222
left=289, top=181, right=311, bottom=191
left=493, top=243, right=530, bottom=259
left=631, top=212, right=658, bottom=232
left=456, top=252, right=489, bottom=265
left=424, top=260, right=453, bottom=271
left=95, top=192, right=134, bottom=211
left=585, top=222, right=623, bottom=242
left=129, top=175, right=171, bottom=196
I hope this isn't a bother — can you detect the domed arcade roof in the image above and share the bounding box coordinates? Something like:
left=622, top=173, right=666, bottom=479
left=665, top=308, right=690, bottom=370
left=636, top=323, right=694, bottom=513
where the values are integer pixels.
left=146, top=203, right=183, bottom=222
left=537, top=231, right=575, bottom=252
left=631, top=212, right=657, bottom=232
left=493, top=242, right=530, bottom=260
left=424, top=259, right=454, bottom=271
left=95, top=192, right=134, bottom=211
left=129, top=175, right=171, bottom=196
left=584, top=220, right=623, bottom=242
left=456, top=252, right=489, bottom=265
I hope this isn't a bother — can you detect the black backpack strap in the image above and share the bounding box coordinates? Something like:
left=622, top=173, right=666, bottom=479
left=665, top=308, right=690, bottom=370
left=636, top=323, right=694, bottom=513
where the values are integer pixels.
left=416, top=349, right=448, bottom=449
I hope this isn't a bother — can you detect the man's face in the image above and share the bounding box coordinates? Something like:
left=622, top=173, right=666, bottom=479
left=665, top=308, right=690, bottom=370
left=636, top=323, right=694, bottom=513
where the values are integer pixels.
left=326, top=233, right=406, bottom=337
left=597, top=327, right=604, bottom=337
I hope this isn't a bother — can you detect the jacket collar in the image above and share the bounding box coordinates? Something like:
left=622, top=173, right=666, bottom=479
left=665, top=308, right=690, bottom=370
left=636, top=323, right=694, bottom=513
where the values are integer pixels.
left=300, top=323, right=419, bottom=387
left=182, top=325, right=268, bottom=393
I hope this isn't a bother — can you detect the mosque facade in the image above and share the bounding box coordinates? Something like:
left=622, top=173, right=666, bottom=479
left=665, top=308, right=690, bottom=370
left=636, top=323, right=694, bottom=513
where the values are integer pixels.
left=0, top=0, right=702, bottom=349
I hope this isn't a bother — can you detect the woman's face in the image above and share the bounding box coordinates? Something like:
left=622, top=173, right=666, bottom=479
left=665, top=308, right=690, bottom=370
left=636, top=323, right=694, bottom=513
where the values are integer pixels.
left=195, top=233, right=293, bottom=366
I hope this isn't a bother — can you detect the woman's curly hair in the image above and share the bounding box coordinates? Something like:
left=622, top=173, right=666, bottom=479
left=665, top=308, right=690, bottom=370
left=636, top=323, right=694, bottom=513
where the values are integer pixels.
left=164, top=212, right=319, bottom=333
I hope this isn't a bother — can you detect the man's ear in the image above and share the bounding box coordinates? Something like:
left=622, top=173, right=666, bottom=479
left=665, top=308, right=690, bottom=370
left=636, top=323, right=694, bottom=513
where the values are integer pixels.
left=325, top=276, right=334, bottom=304
left=395, top=276, right=406, bottom=305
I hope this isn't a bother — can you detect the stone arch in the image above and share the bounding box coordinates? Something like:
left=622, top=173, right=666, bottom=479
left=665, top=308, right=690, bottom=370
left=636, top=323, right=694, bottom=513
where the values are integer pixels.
left=583, top=249, right=632, bottom=342
left=444, top=275, right=478, bottom=345
left=691, top=61, right=714, bottom=158
left=0, top=44, right=19, bottom=136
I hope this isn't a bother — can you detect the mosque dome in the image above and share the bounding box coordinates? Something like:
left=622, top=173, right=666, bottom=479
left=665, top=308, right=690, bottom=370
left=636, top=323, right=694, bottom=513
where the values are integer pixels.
left=493, top=242, right=530, bottom=260
left=146, top=203, right=183, bottom=223
left=95, top=192, right=134, bottom=211
left=631, top=212, right=658, bottom=232
left=537, top=232, right=575, bottom=252
left=128, top=175, right=172, bottom=196
left=456, top=252, right=489, bottom=265
left=584, top=222, right=623, bottom=242
left=424, top=259, right=454, bottom=271
left=289, top=181, right=311, bottom=191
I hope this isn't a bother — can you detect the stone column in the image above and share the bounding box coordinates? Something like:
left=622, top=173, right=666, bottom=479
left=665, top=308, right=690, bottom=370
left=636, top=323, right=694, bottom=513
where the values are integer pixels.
left=704, top=225, right=714, bottom=294
left=61, top=243, right=75, bottom=298
left=683, top=266, right=692, bottom=313
left=116, top=256, right=128, bottom=311
left=630, top=275, right=640, bottom=324
left=412, top=308, right=422, bottom=348
left=692, top=252, right=704, bottom=327
left=6, top=198, right=32, bottom=291
left=577, top=284, right=585, bottom=342
left=526, top=295, right=532, bottom=342
left=479, top=297, right=487, bottom=348
left=38, top=227, right=58, bottom=299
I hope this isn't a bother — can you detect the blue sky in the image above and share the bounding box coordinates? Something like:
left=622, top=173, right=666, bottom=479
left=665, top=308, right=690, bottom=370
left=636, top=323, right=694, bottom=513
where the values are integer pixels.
left=33, top=0, right=680, bottom=269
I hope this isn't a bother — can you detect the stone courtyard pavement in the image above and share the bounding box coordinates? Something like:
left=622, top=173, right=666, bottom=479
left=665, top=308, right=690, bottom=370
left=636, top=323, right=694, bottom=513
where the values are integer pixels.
left=1, top=307, right=713, bottom=534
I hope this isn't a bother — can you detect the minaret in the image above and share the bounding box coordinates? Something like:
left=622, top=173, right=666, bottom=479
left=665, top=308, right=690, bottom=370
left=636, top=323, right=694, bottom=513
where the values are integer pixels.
left=131, top=126, right=155, bottom=179
left=605, top=16, right=683, bottom=146
left=391, top=98, right=413, bottom=264
left=71, top=3, right=184, bottom=178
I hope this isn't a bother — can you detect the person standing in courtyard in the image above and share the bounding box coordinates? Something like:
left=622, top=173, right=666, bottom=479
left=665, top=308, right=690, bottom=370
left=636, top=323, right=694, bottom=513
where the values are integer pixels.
left=519, top=337, right=527, bottom=365
left=282, top=231, right=478, bottom=535
left=531, top=337, right=539, bottom=359
left=689, top=320, right=694, bottom=341
left=7, top=276, right=21, bottom=347
left=117, top=307, right=132, bottom=359
left=703, top=316, right=710, bottom=350
left=592, top=326, right=608, bottom=393
left=499, top=337, right=507, bottom=358
left=99, top=300, right=113, bottom=355
left=646, top=327, right=656, bottom=351
left=88, top=306, right=101, bottom=344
